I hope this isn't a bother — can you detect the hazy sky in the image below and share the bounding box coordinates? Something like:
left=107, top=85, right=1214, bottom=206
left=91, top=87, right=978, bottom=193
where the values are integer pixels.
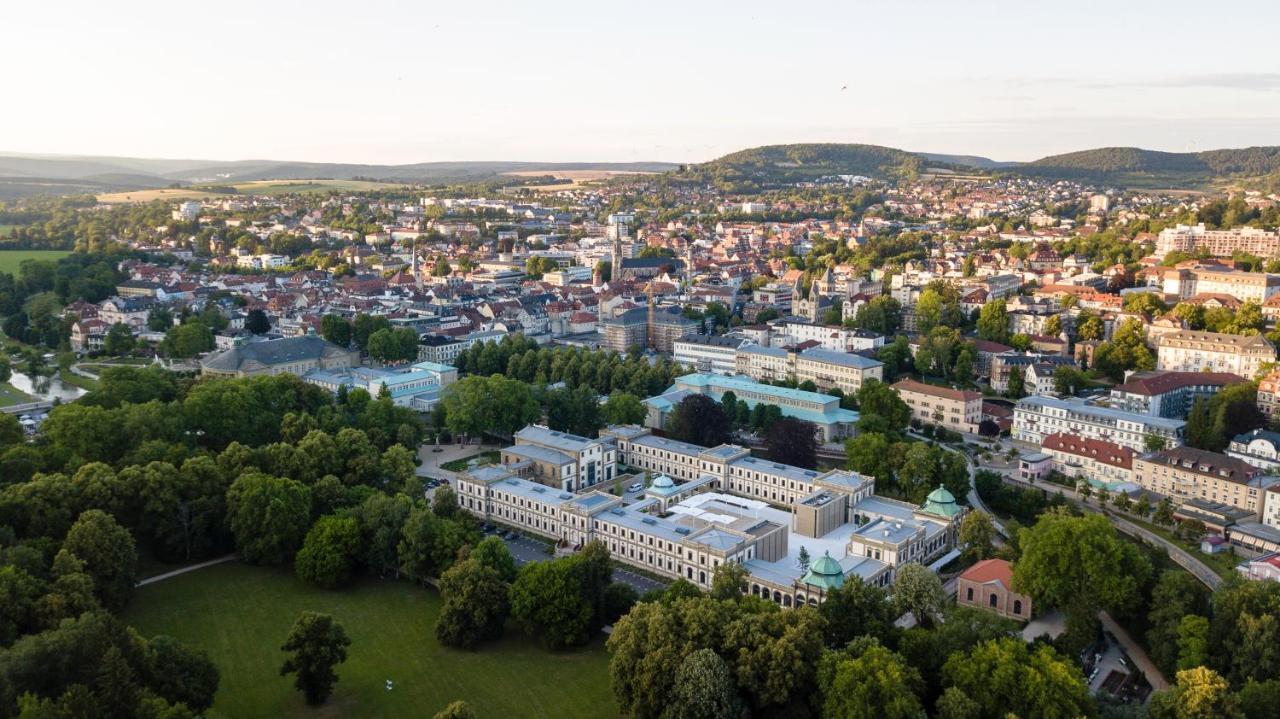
left=6, top=0, right=1280, bottom=164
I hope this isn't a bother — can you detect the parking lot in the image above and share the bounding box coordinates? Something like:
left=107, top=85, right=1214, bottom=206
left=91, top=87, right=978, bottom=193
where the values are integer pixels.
left=484, top=526, right=667, bottom=595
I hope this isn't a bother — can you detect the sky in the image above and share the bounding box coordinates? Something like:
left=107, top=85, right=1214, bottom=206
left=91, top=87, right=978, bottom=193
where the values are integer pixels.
left=5, top=0, right=1280, bottom=165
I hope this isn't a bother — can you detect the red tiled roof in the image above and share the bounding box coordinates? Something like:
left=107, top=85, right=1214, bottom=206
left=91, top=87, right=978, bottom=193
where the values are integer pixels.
left=892, top=378, right=981, bottom=402
left=1114, top=371, right=1245, bottom=396
left=959, top=558, right=1013, bottom=587
left=1042, top=432, right=1134, bottom=470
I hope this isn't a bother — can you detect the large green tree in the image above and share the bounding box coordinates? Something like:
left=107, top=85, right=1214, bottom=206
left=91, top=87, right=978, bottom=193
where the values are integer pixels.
left=818, top=638, right=926, bottom=719
left=225, top=473, right=312, bottom=565
left=295, top=515, right=362, bottom=589
left=279, top=612, right=351, bottom=706
left=435, top=558, right=509, bottom=649
left=942, top=638, right=1092, bottom=719
left=62, top=509, right=137, bottom=612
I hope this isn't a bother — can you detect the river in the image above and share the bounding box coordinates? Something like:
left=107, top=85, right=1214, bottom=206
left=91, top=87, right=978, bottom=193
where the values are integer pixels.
left=8, top=371, right=87, bottom=402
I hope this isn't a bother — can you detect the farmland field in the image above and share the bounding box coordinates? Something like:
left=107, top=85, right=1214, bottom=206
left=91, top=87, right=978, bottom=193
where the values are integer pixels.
left=97, top=179, right=407, bottom=203
left=0, top=249, right=72, bottom=275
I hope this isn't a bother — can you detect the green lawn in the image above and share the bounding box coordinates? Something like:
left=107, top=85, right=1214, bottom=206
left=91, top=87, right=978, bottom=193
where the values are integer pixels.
left=122, top=562, right=616, bottom=719
left=0, top=381, right=35, bottom=407
left=0, top=249, right=71, bottom=275
left=441, top=450, right=501, bottom=472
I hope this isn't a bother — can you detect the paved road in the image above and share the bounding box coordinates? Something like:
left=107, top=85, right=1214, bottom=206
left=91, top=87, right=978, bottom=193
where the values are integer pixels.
left=907, top=431, right=1008, bottom=538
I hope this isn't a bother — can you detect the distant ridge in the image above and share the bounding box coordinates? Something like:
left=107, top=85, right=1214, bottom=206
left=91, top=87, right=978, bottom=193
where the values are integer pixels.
left=5, top=141, right=1280, bottom=199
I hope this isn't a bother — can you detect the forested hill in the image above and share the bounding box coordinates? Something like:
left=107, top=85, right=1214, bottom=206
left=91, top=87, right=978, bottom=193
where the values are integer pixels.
left=679, top=142, right=1280, bottom=190
left=1021, top=146, right=1280, bottom=186
left=676, top=143, right=931, bottom=190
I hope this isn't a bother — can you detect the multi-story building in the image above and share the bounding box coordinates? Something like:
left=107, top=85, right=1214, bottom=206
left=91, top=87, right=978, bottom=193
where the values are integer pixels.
left=601, top=306, right=697, bottom=354
left=1156, top=265, right=1280, bottom=304
left=458, top=424, right=964, bottom=606
left=200, top=335, right=360, bottom=378
left=303, top=360, right=456, bottom=411
left=1156, top=330, right=1276, bottom=379
left=644, top=373, right=860, bottom=441
left=735, top=345, right=884, bottom=395
left=1227, top=429, right=1280, bottom=471
left=1133, top=446, right=1279, bottom=517
left=892, top=379, right=982, bottom=434
left=673, top=334, right=747, bottom=375
left=1155, top=223, right=1280, bottom=258
left=1258, top=369, right=1280, bottom=422
left=1107, top=370, right=1246, bottom=419
left=498, top=425, right=617, bottom=492
left=1040, top=432, right=1135, bottom=490
left=1012, top=396, right=1185, bottom=452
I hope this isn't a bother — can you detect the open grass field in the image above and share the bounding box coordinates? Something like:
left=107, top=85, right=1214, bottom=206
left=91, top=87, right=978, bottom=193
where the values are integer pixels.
left=0, top=249, right=72, bottom=275
left=0, top=224, right=16, bottom=237
left=440, top=450, right=501, bottom=472
left=122, top=562, right=616, bottom=719
left=0, top=381, right=36, bottom=407
left=501, top=169, right=654, bottom=192
left=97, top=179, right=408, bottom=203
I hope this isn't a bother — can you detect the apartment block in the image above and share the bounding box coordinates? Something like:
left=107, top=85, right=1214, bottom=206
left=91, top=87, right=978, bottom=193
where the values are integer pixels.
left=1133, top=446, right=1279, bottom=516
left=735, top=345, right=884, bottom=395
left=1012, top=396, right=1185, bottom=452
left=1156, top=330, right=1276, bottom=379
left=892, top=378, right=982, bottom=434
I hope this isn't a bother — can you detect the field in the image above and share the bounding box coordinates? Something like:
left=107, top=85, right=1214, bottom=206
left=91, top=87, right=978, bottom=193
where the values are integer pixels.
left=0, top=381, right=35, bottom=407
left=0, top=249, right=72, bottom=275
left=501, top=169, right=654, bottom=192
left=0, top=224, right=16, bottom=237
left=440, top=450, right=501, bottom=472
left=96, top=179, right=407, bottom=203
left=122, top=562, right=616, bottom=719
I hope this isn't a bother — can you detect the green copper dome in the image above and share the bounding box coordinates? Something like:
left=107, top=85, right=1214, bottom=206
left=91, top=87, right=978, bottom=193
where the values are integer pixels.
left=651, top=475, right=674, bottom=489
left=921, top=486, right=962, bottom=517
left=801, top=551, right=845, bottom=590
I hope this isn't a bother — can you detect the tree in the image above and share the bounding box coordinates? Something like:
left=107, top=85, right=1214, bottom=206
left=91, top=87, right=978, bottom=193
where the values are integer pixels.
left=818, top=577, right=895, bottom=648
left=226, top=473, right=312, bottom=565
left=942, top=637, right=1093, bottom=719
left=976, top=299, right=1009, bottom=344
left=844, top=432, right=893, bottom=485
left=893, top=563, right=945, bottom=628
left=352, top=314, right=391, bottom=351
left=470, top=535, right=517, bottom=582
left=435, top=558, right=510, bottom=649
left=434, top=701, right=477, bottom=719
left=295, top=515, right=362, bottom=589
left=1207, top=577, right=1280, bottom=686
left=1122, top=291, right=1167, bottom=319
left=666, top=649, right=743, bottom=719
left=161, top=321, right=214, bottom=358
left=146, top=635, right=220, bottom=714
left=545, top=385, right=604, bottom=438
left=367, top=327, right=419, bottom=364
left=1053, top=366, right=1087, bottom=396
left=958, top=510, right=996, bottom=562
left=1148, top=667, right=1242, bottom=719
left=709, top=561, right=747, bottom=601
left=508, top=557, right=595, bottom=649
left=1012, top=509, right=1150, bottom=654
left=245, top=308, right=271, bottom=335
left=1077, top=313, right=1105, bottom=341
left=63, top=509, right=137, bottom=612
left=441, top=375, right=540, bottom=439
left=1006, top=366, right=1025, bottom=399
left=765, top=417, right=818, bottom=468
left=280, top=612, right=351, bottom=706
left=666, top=394, right=731, bottom=448
left=1177, top=614, right=1211, bottom=671
left=319, top=314, right=352, bottom=347
left=145, top=307, right=173, bottom=332
left=856, top=380, right=910, bottom=434
left=103, top=322, right=135, bottom=355
left=798, top=546, right=811, bottom=572
left=602, top=391, right=646, bottom=425
left=818, top=639, right=926, bottom=719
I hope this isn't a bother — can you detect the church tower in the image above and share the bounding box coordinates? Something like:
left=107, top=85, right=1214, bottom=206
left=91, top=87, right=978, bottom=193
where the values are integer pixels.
left=612, top=233, right=625, bottom=284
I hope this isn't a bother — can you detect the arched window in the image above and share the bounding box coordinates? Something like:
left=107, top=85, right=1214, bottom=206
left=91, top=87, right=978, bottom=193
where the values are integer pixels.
left=966, top=587, right=974, bottom=601
left=1013, top=600, right=1023, bottom=615
left=989, top=594, right=998, bottom=608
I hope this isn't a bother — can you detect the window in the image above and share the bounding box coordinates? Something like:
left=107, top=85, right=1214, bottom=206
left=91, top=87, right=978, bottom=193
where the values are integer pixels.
left=989, top=594, right=998, bottom=608
left=1013, top=600, right=1023, bottom=615
left=966, top=587, right=973, bottom=601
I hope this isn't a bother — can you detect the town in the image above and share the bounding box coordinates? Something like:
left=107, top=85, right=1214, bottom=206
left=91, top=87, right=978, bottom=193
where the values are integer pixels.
left=3, top=157, right=1280, bottom=718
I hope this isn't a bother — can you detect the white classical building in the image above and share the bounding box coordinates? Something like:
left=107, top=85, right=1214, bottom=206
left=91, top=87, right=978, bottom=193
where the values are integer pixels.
left=1012, top=396, right=1185, bottom=452
left=1156, top=330, right=1276, bottom=379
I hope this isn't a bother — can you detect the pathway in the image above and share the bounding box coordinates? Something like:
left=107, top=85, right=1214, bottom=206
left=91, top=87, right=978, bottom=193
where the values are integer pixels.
left=1100, top=610, right=1169, bottom=693
left=137, top=555, right=237, bottom=586
left=990, top=466, right=1222, bottom=591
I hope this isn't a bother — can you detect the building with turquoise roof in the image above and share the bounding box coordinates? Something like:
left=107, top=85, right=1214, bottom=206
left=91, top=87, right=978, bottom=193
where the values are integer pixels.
left=644, top=373, right=859, bottom=441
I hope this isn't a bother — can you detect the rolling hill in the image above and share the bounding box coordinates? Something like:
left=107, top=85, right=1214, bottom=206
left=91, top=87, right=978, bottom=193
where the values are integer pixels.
left=0, top=152, right=680, bottom=198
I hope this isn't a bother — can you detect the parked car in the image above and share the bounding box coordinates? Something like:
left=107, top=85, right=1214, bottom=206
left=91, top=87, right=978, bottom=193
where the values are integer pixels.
left=627, top=483, right=643, bottom=493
